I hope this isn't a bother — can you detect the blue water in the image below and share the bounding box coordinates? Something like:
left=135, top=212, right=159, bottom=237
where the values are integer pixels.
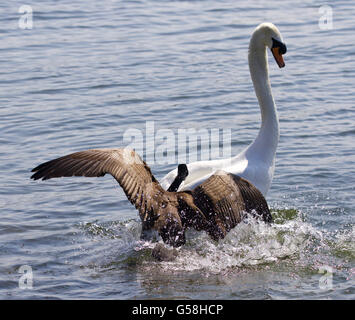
left=0, top=0, right=354, bottom=299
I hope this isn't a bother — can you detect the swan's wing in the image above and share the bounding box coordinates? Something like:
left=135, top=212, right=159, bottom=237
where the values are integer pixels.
left=160, top=168, right=178, bottom=191
left=191, top=171, right=271, bottom=240
left=160, top=158, right=226, bottom=191
left=31, top=149, right=164, bottom=220
left=160, top=156, right=240, bottom=192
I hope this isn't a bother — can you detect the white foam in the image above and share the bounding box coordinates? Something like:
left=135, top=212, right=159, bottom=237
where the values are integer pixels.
left=141, top=214, right=323, bottom=273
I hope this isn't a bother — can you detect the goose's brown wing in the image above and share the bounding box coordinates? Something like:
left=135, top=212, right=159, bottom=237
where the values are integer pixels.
left=31, top=148, right=167, bottom=223
left=191, top=171, right=271, bottom=240
left=229, top=174, right=272, bottom=223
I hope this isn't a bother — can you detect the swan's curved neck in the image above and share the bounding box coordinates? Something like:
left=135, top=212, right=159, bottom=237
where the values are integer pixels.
left=243, top=40, right=279, bottom=163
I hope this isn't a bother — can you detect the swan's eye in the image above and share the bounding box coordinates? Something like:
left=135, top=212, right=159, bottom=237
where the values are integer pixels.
left=272, top=38, right=287, bottom=55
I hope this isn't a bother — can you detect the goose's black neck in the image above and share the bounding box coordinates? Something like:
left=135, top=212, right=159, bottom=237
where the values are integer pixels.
left=167, top=164, right=189, bottom=192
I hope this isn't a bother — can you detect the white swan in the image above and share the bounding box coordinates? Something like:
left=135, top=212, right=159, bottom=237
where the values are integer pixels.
left=160, top=23, right=287, bottom=196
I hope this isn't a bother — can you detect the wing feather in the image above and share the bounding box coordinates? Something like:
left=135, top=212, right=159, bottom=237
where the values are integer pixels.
left=191, top=171, right=271, bottom=240
left=31, top=148, right=166, bottom=223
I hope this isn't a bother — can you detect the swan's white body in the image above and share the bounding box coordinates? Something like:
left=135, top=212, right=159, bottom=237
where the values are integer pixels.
left=160, top=23, right=284, bottom=196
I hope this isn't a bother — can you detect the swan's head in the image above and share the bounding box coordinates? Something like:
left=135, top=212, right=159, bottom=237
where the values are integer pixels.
left=251, top=22, right=287, bottom=68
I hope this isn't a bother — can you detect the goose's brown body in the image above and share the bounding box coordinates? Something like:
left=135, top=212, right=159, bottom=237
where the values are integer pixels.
left=31, top=148, right=271, bottom=247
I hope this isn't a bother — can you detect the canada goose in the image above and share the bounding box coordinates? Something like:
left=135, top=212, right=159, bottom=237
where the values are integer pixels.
left=160, top=22, right=287, bottom=196
left=31, top=148, right=272, bottom=247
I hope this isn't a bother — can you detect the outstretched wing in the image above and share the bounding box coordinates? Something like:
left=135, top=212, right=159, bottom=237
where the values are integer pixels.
left=229, top=174, right=272, bottom=223
left=191, top=171, right=271, bottom=240
left=31, top=148, right=165, bottom=222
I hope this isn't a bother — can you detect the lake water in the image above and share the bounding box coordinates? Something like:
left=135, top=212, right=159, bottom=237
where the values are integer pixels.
left=0, top=0, right=354, bottom=299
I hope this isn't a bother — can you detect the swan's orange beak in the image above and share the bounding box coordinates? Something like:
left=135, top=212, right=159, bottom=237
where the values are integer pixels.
left=271, top=47, right=285, bottom=68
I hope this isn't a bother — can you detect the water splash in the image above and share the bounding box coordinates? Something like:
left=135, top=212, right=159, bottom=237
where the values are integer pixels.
left=145, top=210, right=320, bottom=273
left=78, top=208, right=353, bottom=282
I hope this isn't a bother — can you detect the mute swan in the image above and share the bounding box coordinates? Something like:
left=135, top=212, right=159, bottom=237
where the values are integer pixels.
left=160, top=22, right=287, bottom=196
left=31, top=149, right=271, bottom=247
